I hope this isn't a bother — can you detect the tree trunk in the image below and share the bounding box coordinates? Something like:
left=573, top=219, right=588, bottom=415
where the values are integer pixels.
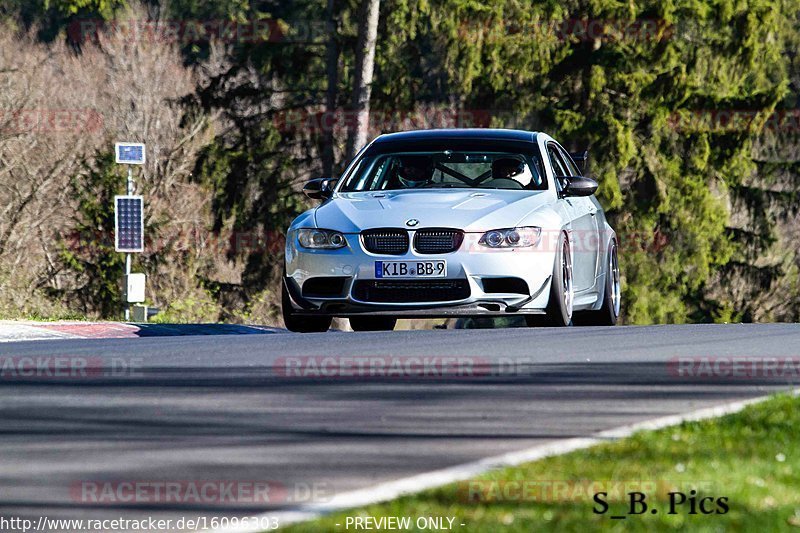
left=322, top=0, right=339, bottom=177
left=345, top=0, right=380, bottom=162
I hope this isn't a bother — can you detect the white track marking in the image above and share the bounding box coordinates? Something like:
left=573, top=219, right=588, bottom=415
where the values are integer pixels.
left=210, top=390, right=797, bottom=533
left=0, top=323, right=80, bottom=342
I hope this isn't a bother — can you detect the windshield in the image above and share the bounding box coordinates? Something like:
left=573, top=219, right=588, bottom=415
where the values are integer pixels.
left=338, top=151, right=546, bottom=192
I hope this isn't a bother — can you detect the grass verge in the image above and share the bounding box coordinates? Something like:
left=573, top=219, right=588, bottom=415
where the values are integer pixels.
left=283, top=393, right=800, bottom=532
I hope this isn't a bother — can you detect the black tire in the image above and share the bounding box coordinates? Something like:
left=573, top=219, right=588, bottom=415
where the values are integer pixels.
left=281, top=279, right=332, bottom=333
left=349, top=316, right=397, bottom=331
left=526, top=231, right=573, bottom=327
left=574, top=239, right=620, bottom=326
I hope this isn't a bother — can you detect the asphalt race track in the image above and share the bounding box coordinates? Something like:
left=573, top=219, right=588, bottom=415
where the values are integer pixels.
left=1, top=324, right=799, bottom=530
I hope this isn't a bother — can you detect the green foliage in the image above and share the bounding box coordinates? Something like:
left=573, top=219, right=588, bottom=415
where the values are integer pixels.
left=183, top=0, right=799, bottom=324
left=2, top=0, right=127, bottom=41
left=149, top=292, right=219, bottom=323
left=190, top=0, right=328, bottom=295
left=44, top=0, right=122, bottom=17
left=23, top=309, right=90, bottom=321
left=367, top=0, right=796, bottom=323
left=230, top=287, right=281, bottom=325
left=5, top=0, right=798, bottom=324
left=56, top=151, right=127, bottom=318
left=194, top=129, right=307, bottom=290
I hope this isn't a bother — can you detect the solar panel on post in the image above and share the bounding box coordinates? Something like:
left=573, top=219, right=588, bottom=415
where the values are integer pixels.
left=115, top=195, right=144, bottom=252
left=115, top=142, right=146, bottom=165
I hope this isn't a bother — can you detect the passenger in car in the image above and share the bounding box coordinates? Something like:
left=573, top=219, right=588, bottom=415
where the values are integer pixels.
left=489, top=157, right=533, bottom=189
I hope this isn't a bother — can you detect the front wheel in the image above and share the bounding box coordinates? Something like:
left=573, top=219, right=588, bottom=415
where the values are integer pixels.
left=575, top=239, right=620, bottom=326
left=527, top=231, right=573, bottom=327
left=281, top=280, right=332, bottom=333
left=349, top=316, right=397, bottom=331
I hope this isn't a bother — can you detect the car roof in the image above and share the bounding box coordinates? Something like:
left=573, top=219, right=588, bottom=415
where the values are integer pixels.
left=364, top=129, right=546, bottom=156
left=372, top=128, right=540, bottom=145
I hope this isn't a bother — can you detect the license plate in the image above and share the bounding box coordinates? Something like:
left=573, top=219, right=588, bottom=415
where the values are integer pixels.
left=375, top=260, right=447, bottom=278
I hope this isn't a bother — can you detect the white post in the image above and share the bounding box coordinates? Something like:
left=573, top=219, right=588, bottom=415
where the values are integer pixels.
left=124, top=166, right=134, bottom=321
left=115, top=142, right=146, bottom=322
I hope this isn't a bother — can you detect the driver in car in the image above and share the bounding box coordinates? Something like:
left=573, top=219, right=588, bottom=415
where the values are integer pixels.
left=394, top=155, right=435, bottom=188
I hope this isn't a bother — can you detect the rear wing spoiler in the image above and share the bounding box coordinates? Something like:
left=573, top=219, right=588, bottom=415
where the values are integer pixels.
left=570, top=150, right=589, bottom=174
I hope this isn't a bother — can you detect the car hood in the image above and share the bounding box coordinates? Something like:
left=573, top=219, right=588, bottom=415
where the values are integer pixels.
left=313, top=189, right=552, bottom=233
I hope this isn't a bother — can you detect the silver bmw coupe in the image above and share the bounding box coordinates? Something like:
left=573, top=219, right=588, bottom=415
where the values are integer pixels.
left=282, top=129, right=620, bottom=332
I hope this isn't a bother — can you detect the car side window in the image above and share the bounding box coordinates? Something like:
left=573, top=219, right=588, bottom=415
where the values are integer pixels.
left=557, top=145, right=581, bottom=177
left=546, top=144, right=570, bottom=191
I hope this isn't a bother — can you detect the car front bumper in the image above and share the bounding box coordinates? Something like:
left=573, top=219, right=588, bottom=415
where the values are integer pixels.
left=285, top=231, right=558, bottom=317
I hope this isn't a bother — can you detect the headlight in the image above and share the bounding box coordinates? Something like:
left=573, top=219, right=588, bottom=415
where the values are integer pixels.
left=478, top=227, right=541, bottom=248
left=297, top=228, right=347, bottom=249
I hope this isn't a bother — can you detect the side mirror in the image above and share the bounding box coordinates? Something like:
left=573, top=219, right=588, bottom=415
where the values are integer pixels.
left=560, top=176, right=598, bottom=197
left=303, top=178, right=337, bottom=200
left=570, top=150, right=589, bottom=174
